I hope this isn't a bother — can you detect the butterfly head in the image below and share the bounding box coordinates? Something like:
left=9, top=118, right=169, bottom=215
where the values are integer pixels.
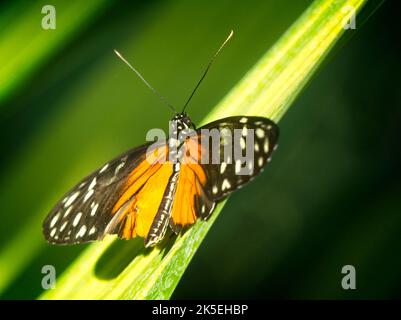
left=171, top=112, right=195, bottom=133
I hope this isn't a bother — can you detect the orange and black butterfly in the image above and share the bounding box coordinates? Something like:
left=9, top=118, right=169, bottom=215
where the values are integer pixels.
left=43, top=31, right=279, bottom=247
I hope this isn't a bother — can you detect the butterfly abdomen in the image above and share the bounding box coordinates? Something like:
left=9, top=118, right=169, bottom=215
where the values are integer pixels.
left=145, top=171, right=180, bottom=247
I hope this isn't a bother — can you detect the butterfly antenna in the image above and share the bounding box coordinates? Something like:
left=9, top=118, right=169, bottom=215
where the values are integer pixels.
left=114, top=49, right=177, bottom=113
left=182, top=30, right=233, bottom=113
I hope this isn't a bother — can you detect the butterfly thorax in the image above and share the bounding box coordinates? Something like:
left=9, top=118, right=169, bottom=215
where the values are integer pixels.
left=168, top=113, right=195, bottom=169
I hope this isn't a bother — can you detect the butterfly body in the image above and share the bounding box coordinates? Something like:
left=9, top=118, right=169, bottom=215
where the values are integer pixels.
left=43, top=112, right=278, bottom=247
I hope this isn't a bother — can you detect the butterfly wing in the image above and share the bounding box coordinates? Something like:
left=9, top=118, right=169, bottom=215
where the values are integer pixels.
left=169, top=116, right=279, bottom=231
left=199, top=116, right=279, bottom=204
left=169, top=151, right=215, bottom=234
left=107, top=148, right=174, bottom=244
left=43, top=141, right=170, bottom=244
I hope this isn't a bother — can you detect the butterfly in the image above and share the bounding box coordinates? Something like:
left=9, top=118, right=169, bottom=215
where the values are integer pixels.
left=42, top=31, right=279, bottom=248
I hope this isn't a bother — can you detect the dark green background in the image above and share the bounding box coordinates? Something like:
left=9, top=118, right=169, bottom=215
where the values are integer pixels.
left=0, top=0, right=399, bottom=299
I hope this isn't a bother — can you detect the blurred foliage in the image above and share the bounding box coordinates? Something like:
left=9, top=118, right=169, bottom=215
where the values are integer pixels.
left=0, top=0, right=399, bottom=299
left=0, top=0, right=110, bottom=106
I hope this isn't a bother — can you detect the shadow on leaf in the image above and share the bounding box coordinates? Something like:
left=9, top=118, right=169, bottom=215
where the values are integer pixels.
left=94, top=238, right=148, bottom=280
left=94, top=232, right=178, bottom=280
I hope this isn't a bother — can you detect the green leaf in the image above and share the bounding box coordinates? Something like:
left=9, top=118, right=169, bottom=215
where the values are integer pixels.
left=0, top=0, right=110, bottom=106
left=39, top=0, right=366, bottom=300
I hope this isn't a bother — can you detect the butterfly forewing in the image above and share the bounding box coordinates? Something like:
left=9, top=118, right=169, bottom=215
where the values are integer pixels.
left=198, top=116, right=279, bottom=204
left=43, top=142, right=153, bottom=244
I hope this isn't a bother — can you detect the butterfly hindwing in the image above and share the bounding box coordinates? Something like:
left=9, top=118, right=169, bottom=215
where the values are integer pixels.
left=168, top=157, right=215, bottom=234
left=43, top=142, right=153, bottom=244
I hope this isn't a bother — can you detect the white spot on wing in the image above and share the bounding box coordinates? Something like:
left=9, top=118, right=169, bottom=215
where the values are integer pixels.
left=50, top=212, right=60, bottom=228
left=220, top=162, right=227, bottom=174
left=60, top=221, right=68, bottom=232
left=88, top=177, right=97, bottom=190
left=73, top=212, right=82, bottom=227
left=222, top=179, right=231, bottom=191
left=50, top=228, right=56, bottom=237
left=239, top=117, right=248, bottom=123
left=90, top=203, right=99, bottom=216
left=64, top=206, right=73, bottom=218
left=99, top=163, right=109, bottom=173
left=89, top=226, right=96, bottom=235
left=258, top=157, right=264, bottom=167
left=254, top=143, right=259, bottom=152
left=256, top=128, right=265, bottom=138
left=84, top=189, right=94, bottom=203
left=212, top=186, right=218, bottom=194
left=65, top=191, right=79, bottom=207
left=114, top=161, right=125, bottom=175
left=264, top=138, right=269, bottom=153
left=76, top=225, right=87, bottom=238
